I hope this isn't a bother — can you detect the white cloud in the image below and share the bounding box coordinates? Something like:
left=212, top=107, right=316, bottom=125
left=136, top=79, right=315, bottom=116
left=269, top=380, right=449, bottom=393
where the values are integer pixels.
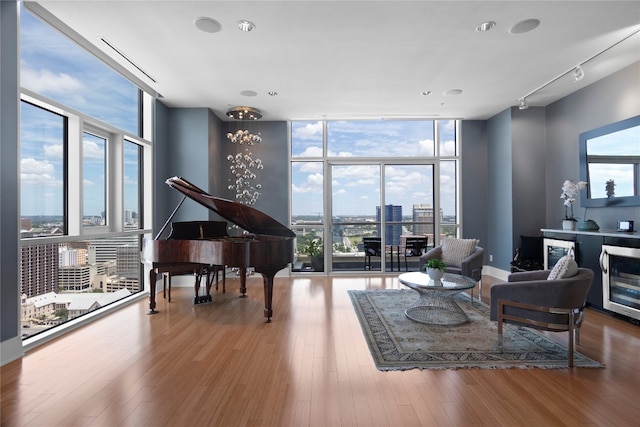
left=83, top=139, right=104, bottom=159
left=43, top=144, right=63, bottom=158
left=292, top=121, right=323, bottom=140
left=298, top=146, right=323, bottom=157
left=297, top=162, right=323, bottom=173
left=20, top=158, right=62, bottom=188
left=416, top=139, right=435, bottom=156
left=307, top=173, right=323, bottom=186
left=21, top=64, right=85, bottom=100
left=21, top=157, right=54, bottom=175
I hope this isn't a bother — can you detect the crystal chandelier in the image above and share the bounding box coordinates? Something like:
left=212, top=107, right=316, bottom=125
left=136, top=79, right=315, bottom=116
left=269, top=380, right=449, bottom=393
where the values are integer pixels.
left=226, top=107, right=263, bottom=206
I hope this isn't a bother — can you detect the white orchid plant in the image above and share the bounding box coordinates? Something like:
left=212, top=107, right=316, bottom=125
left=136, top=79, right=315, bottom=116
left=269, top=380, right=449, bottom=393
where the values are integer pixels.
left=561, top=179, right=588, bottom=221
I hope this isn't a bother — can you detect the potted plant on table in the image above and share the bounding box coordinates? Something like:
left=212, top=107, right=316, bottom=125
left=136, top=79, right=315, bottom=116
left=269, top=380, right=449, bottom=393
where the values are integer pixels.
left=424, top=258, right=446, bottom=282
left=560, top=179, right=587, bottom=230
left=303, top=238, right=324, bottom=272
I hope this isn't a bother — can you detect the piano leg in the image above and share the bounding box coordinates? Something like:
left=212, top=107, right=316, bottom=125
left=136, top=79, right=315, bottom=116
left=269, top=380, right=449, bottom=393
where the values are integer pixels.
left=239, top=267, right=248, bottom=298
left=148, top=268, right=158, bottom=314
left=258, top=267, right=281, bottom=323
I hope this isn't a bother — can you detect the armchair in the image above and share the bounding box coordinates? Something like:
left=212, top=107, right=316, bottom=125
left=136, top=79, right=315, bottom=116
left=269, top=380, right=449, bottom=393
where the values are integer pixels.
left=489, top=268, right=594, bottom=367
left=419, top=242, right=484, bottom=300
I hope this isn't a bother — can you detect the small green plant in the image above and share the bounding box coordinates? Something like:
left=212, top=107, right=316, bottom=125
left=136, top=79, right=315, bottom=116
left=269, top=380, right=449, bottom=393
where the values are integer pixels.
left=303, top=238, right=323, bottom=257
left=424, top=258, right=447, bottom=271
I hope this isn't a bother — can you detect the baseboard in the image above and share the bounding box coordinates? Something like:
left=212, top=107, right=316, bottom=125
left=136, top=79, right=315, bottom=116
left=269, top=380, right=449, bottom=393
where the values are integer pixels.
left=483, top=265, right=510, bottom=282
left=0, top=336, right=24, bottom=367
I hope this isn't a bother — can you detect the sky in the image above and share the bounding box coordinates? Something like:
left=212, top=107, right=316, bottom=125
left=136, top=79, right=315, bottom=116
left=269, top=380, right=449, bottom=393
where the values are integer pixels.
left=19, top=9, right=139, bottom=217
left=584, top=124, right=639, bottom=199
left=290, top=120, right=459, bottom=217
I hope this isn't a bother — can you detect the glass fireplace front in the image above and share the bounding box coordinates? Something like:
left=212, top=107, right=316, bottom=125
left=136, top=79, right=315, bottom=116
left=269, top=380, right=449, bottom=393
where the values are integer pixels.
left=543, top=238, right=576, bottom=270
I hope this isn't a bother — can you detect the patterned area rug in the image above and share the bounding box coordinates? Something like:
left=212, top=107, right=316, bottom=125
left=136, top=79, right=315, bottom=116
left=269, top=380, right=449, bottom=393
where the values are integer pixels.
left=348, top=289, right=604, bottom=370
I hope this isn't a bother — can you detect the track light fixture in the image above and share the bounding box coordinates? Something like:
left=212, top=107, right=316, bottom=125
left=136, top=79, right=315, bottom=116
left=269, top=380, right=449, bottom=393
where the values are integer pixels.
left=518, top=98, right=529, bottom=110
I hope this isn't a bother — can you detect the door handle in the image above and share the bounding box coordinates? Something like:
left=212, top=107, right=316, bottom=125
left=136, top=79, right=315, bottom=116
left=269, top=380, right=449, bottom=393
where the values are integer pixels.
left=599, top=249, right=607, bottom=273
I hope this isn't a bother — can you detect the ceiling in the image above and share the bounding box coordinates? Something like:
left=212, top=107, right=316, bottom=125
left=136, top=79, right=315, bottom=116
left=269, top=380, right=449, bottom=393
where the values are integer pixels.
left=28, top=1, right=640, bottom=122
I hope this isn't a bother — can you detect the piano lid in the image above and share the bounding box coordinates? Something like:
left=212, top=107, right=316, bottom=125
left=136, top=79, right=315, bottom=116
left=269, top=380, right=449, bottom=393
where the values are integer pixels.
left=165, top=176, right=296, bottom=238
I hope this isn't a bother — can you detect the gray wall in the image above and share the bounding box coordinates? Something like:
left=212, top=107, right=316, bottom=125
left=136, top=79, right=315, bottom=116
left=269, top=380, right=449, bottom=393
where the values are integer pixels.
left=545, top=61, right=640, bottom=230
left=467, top=60, right=640, bottom=272
left=0, top=0, right=21, bottom=364
left=153, top=107, right=289, bottom=234
left=219, top=121, right=289, bottom=227
left=460, top=120, right=488, bottom=249
left=511, top=107, right=547, bottom=239
left=486, top=110, right=514, bottom=270
left=153, top=106, right=227, bottom=233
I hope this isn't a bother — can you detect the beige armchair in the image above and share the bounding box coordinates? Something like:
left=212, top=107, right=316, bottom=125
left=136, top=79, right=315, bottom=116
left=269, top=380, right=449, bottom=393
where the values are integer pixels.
left=419, top=243, right=484, bottom=300
left=489, top=268, right=594, bottom=367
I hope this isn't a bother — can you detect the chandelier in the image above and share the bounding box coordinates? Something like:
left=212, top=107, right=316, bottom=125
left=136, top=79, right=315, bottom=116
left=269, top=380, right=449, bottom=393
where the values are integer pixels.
left=226, top=107, right=263, bottom=206
left=227, top=106, right=262, bottom=121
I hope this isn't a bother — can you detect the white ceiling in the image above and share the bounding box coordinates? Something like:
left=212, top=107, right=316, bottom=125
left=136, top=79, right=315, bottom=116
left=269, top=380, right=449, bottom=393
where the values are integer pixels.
left=29, top=1, right=640, bottom=121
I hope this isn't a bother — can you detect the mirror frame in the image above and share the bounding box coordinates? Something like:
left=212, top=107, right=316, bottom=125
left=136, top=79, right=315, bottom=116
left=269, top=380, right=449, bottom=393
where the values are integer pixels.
left=579, top=114, right=640, bottom=207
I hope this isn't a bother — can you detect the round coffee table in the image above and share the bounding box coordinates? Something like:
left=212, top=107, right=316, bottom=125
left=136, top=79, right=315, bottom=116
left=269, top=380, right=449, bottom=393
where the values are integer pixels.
left=398, top=272, right=477, bottom=325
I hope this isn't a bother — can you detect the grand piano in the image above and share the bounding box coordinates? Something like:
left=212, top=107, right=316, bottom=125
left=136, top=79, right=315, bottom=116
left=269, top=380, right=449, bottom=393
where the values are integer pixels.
left=141, top=176, right=295, bottom=322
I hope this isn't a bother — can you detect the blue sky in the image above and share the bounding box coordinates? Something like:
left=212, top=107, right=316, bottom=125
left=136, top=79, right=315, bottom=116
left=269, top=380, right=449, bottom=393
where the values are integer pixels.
left=20, top=9, right=139, bottom=217
left=291, top=120, right=458, bottom=217
left=585, top=125, right=639, bottom=198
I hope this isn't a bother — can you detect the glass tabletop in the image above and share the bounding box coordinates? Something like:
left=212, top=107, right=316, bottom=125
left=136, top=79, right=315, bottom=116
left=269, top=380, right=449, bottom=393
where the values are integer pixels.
left=398, top=271, right=476, bottom=290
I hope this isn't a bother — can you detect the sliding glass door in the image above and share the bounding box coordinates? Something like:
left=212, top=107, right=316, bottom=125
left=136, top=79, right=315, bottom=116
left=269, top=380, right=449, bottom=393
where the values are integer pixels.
left=329, top=162, right=435, bottom=272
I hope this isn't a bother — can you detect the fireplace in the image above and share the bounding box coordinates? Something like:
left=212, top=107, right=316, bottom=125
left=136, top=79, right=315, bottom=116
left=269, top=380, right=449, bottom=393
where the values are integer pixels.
left=600, top=245, right=640, bottom=321
left=543, top=238, right=576, bottom=270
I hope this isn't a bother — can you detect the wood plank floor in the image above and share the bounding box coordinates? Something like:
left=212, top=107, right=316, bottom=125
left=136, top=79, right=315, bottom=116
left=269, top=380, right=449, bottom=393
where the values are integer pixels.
left=2, top=274, right=640, bottom=426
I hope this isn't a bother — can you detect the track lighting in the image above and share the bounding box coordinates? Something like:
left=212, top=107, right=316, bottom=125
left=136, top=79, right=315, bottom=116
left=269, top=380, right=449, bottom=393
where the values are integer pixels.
left=516, top=27, right=639, bottom=111
left=518, top=98, right=529, bottom=110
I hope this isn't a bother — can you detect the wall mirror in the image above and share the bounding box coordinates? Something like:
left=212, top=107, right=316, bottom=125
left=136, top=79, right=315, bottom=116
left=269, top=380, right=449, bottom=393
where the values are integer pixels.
left=579, top=115, right=640, bottom=207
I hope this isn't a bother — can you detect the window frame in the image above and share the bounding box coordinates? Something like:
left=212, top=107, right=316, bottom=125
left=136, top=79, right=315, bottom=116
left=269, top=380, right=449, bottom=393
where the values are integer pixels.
left=289, top=119, right=461, bottom=274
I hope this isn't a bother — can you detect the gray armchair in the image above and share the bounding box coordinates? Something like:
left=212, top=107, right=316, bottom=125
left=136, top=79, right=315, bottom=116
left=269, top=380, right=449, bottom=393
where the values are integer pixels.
left=489, top=268, right=594, bottom=367
left=419, top=245, right=484, bottom=300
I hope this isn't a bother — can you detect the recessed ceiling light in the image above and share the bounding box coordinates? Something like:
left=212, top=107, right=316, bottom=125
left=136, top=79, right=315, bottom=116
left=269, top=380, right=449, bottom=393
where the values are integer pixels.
left=444, top=89, right=463, bottom=96
left=240, top=90, right=258, bottom=97
left=238, top=20, right=255, bottom=32
left=509, top=19, right=541, bottom=35
left=268, top=91, right=278, bottom=96
left=476, top=21, right=496, bottom=32
left=194, top=17, right=222, bottom=33
left=421, top=91, right=432, bottom=96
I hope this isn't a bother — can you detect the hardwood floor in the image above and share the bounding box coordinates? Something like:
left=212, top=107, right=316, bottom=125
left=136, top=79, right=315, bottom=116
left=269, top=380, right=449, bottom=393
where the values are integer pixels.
left=2, top=274, right=640, bottom=426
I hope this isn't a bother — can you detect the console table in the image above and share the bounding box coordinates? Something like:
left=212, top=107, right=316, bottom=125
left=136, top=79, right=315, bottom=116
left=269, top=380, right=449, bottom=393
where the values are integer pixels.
left=541, top=229, right=640, bottom=322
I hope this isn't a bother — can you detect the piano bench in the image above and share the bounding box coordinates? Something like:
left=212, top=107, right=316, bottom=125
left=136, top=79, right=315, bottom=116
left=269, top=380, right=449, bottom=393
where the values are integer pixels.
left=161, top=264, right=226, bottom=303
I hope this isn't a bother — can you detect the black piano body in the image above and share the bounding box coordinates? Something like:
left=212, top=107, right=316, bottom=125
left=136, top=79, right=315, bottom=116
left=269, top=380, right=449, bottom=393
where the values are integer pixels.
left=141, top=176, right=295, bottom=322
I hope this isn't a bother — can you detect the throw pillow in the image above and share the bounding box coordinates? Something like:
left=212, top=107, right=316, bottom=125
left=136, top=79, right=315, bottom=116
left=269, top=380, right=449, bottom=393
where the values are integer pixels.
left=441, top=237, right=478, bottom=267
left=547, top=255, right=579, bottom=280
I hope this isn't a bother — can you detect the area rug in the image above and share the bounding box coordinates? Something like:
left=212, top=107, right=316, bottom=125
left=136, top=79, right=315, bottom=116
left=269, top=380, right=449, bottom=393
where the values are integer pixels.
left=348, top=289, right=604, bottom=371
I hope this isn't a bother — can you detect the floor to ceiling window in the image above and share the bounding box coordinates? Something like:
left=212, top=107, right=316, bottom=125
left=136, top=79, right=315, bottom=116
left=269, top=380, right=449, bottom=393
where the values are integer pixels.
left=18, top=5, right=153, bottom=342
left=290, top=119, right=460, bottom=274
